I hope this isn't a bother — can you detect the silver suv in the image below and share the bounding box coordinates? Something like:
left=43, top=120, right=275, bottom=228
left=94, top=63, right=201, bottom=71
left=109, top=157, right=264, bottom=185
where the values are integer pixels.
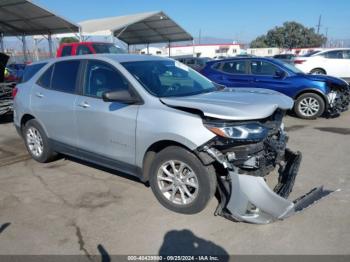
left=14, top=54, right=327, bottom=224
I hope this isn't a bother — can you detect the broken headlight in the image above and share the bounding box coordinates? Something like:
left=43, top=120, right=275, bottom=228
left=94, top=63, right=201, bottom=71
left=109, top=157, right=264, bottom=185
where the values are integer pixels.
left=205, top=122, right=269, bottom=141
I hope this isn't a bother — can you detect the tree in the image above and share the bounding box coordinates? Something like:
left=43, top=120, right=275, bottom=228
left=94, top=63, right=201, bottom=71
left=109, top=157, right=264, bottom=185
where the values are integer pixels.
left=250, top=22, right=327, bottom=49
left=59, top=37, right=79, bottom=45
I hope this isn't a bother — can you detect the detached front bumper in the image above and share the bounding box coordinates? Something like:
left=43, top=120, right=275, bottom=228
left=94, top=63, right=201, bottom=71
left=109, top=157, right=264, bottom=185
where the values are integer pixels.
left=207, top=148, right=335, bottom=224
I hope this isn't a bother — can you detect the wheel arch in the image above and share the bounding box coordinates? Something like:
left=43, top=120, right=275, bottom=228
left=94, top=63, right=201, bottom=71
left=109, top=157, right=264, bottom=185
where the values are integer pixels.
left=141, top=140, right=192, bottom=182
left=20, top=114, right=50, bottom=138
left=141, top=139, right=215, bottom=182
left=20, top=114, right=36, bottom=132
left=310, top=67, right=327, bottom=74
left=294, top=89, right=328, bottom=107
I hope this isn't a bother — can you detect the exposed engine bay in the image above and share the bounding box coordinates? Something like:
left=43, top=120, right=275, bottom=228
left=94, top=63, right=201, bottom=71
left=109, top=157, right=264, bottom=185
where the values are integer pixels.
left=327, top=83, right=350, bottom=117
left=198, top=110, right=335, bottom=224
left=0, top=53, right=15, bottom=116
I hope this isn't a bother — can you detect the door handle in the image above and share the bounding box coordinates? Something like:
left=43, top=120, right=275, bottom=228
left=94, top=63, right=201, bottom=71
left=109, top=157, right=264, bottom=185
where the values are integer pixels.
left=35, top=92, right=44, bottom=98
left=78, top=101, right=90, bottom=108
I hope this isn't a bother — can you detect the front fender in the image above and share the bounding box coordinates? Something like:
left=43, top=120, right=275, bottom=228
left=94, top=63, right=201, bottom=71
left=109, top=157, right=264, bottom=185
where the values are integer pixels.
left=135, top=106, right=215, bottom=168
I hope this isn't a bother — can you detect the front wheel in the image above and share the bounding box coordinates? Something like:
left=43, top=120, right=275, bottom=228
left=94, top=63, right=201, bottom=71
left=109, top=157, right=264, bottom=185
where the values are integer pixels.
left=149, top=146, right=217, bottom=214
left=294, top=93, right=325, bottom=119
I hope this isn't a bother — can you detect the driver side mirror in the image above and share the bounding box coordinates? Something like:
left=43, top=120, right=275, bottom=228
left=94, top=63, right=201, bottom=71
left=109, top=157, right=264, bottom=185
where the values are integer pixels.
left=274, top=70, right=287, bottom=79
left=102, top=90, right=141, bottom=104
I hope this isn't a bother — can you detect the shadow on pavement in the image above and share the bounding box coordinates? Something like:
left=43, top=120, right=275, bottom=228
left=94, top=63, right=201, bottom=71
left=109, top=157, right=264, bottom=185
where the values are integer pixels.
left=159, top=229, right=229, bottom=260
left=0, top=222, right=11, bottom=234
left=65, top=155, right=147, bottom=186
left=0, top=114, right=13, bottom=124
left=98, top=244, right=111, bottom=262
left=315, top=127, right=350, bottom=135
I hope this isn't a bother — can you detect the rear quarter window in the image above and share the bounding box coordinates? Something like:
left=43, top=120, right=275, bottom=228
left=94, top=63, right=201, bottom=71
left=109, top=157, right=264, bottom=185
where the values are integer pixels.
left=37, top=65, right=54, bottom=89
left=21, top=63, right=46, bottom=83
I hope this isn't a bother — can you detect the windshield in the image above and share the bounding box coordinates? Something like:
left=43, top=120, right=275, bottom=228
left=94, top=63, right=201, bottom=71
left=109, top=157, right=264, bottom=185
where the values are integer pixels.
left=302, top=51, right=321, bottom=57
left=92, top=44, right=126, bottom=54
left=275, top=60, right=304, bottom=74
left=122, top=60, right=216, bottom=97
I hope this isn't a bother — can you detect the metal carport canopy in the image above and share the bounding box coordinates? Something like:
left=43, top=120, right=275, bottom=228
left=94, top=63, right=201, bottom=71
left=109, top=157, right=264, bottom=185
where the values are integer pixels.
left=79, top=11, right=193, bottom=45
left=0, top=0, right=79, bottom=36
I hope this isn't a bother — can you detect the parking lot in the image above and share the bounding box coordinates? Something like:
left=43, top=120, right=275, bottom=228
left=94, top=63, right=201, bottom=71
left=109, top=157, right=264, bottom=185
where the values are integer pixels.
left=0, top=112, right=349, bottom=257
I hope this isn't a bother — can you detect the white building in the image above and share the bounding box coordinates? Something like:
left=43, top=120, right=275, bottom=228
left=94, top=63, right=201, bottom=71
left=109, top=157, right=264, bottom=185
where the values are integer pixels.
left=139, top=47, right=166, bottom=56
left=168, top=43, right=242, bottom=58
left=247, top=47, right=281, bottom=57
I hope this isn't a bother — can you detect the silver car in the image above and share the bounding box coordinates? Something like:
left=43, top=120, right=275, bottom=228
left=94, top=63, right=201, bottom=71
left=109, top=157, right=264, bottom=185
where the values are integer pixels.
left=13, top=54, right=330, bottom=224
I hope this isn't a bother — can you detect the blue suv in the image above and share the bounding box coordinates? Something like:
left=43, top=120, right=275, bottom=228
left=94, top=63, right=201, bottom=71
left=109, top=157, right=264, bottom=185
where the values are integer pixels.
left=201, top=57, right=350, bottom=119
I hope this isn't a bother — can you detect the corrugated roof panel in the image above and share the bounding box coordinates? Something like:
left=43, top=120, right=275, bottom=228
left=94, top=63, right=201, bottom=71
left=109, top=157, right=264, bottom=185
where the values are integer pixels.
left=79, top=11, right=193, bottom=45
left=0, top=0, right=79, bottom=36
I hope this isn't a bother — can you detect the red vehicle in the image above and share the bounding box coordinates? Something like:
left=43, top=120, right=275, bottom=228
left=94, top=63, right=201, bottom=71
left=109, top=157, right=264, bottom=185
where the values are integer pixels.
left=56, top=42, right=126, bottom=57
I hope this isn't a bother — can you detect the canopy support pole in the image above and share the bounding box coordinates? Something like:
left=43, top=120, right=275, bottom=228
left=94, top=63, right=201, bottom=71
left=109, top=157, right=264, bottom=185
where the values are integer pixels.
left=127, top=44, right=130, bottom=53
left=34, top=38, right=39, bottom=61
left=168, top=41, right=171, bottom=57
left=147, top=43, right=149, bottom=55
left=22, top=35, right=27, bottom=63
left=0, top=33, right=4, bottom=53
left=192, top=39, right=195, bottom=57
left=78, top=26, right=82, bottom=42
left=48, top=33, right=53, bottom=58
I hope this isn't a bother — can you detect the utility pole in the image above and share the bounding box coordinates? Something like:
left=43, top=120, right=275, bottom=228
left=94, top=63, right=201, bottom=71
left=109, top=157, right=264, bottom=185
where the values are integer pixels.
left=198, top=29, right=201, bottom=45
left=316, top=15, right=322, bottom=34
left=325, top=27, right=328, bottom=48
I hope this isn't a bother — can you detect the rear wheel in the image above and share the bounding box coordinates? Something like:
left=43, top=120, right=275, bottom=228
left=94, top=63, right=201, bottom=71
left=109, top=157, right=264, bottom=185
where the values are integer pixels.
left=294, top=93, right=325, bottom=119
left=310, top=68, right=326, bottom=75
left=23, top=119, right=57, bottom=163
left=149, top=146, right=217, bottom=214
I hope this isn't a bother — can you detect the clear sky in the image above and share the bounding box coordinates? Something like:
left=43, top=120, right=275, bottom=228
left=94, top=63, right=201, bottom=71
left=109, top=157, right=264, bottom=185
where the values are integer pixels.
left=33, top=0, right=350, bottom=42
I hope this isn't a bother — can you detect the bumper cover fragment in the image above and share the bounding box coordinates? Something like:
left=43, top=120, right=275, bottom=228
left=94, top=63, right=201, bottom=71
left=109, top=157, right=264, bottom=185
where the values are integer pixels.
left=214, top=149, right=336, bottom=224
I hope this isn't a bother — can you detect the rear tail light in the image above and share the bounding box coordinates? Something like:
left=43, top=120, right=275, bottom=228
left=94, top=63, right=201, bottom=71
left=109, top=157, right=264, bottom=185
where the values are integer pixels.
left=294, top=59, right=306, bottom=64
left=12, top=86, right=18, bottom=98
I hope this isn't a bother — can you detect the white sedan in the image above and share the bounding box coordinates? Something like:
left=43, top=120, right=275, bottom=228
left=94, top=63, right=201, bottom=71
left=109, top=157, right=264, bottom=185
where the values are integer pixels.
left=293, top=48, right=350, bottom=81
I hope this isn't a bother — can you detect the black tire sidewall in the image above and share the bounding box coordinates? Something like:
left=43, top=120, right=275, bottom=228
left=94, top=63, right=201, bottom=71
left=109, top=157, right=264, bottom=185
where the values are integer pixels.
left=23, top=119, right=54, bottom=163
left=149, top=146, right=216, bottom=214
left=310, top=68, right=326, bottom=75
left=294, top=93, right=325, bottom=119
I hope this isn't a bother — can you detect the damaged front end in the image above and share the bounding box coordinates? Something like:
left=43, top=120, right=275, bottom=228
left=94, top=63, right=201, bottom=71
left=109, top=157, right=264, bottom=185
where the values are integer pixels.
left=199, top=110, right=334, bottom=224
left=326, top=82, right=350, bottom=118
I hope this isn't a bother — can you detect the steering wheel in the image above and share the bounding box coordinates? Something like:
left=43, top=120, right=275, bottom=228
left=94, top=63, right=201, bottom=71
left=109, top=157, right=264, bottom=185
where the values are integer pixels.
left=163, top=83, right=182, bottom=96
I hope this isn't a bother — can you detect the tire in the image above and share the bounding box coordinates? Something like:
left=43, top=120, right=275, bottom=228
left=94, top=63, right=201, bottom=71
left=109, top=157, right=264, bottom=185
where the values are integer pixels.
left=23, top=119, right=57, bottom=163
left=310, top=68, right=326, bottom=75
left=149, top=146, right=217, bottom=214
left=294, top=93, right=325, bottom=119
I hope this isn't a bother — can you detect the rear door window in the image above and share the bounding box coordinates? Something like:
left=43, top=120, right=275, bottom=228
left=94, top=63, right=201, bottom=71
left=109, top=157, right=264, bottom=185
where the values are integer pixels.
left=51, top=60, right=80, bottom=94
left=61, top=46, right=72, bottom=57
left=324, top=50, right=344, bottom=59
left=221, top=60, right=247, bottom=74
left=77, top=45, right=92, bottom=55
left=21, top=63, right=46, bottom=82
left=212, top=62, right=222, bottom=70
left=343, top=50, right=350, bottom=59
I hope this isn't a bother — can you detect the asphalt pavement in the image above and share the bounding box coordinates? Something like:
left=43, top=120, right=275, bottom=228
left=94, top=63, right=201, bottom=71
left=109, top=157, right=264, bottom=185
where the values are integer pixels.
left=0, top=112, right=349, bottom=256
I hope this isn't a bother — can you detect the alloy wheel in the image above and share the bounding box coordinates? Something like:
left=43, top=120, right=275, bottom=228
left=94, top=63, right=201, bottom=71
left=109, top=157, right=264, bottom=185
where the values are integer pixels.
left=298, top=97, right=320, bottom=117
left=26, top=127, right=44, bottom=157
left=157, top=160, right=199, bottom=205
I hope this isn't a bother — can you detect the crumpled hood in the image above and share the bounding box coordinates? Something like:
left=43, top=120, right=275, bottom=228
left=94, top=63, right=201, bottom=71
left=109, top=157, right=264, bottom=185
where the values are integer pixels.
left=301, top=74, right=348, bottom=86
left=160, top=88, right=294, bottom=120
